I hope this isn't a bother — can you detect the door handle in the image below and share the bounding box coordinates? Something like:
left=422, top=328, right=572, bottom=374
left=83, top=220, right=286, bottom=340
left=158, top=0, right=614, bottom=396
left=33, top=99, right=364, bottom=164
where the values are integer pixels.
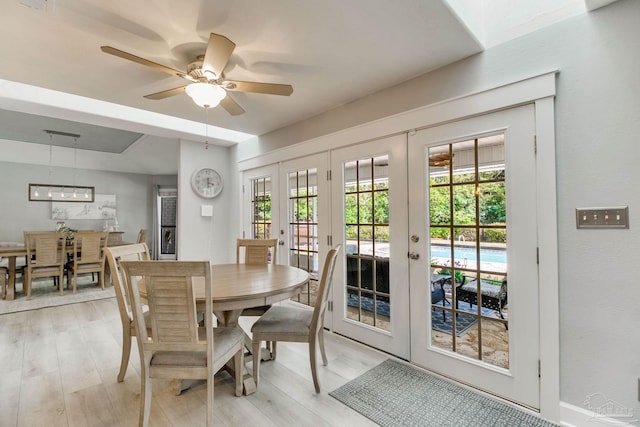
left=408, top=252, right=420, bottom=260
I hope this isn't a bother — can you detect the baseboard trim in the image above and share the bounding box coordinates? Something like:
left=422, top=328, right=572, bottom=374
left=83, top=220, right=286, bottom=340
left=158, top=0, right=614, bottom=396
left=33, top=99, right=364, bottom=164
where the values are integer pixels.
left=560, top=401, right=638, bottom=426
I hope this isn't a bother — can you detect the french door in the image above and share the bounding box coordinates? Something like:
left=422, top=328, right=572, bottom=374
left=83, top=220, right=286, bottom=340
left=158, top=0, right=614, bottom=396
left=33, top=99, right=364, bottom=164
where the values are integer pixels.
left=242, top=165, right=280, bottom=261
left=278, top=154, right=331, bottom=323
left=242, top=105, right=542, bottom=408
left=407, top=105, right=540, bottom=409
left=330, top=135, right=410, bottom=359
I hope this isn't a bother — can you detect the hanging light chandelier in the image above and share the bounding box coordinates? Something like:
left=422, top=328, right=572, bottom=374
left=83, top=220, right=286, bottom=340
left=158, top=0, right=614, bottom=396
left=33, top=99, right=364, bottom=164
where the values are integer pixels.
left=28, top=130, right=95, bottom=202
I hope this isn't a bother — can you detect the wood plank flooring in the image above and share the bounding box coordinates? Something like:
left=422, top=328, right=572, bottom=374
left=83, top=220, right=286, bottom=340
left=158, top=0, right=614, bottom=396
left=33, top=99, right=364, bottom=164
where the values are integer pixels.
left=0, top=297, right=386, bottom=426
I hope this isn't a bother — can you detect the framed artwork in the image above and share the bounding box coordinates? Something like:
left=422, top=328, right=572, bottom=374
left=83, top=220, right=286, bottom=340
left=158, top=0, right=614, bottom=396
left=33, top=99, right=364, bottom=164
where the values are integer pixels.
left=52, top=194, right=116, bottom=220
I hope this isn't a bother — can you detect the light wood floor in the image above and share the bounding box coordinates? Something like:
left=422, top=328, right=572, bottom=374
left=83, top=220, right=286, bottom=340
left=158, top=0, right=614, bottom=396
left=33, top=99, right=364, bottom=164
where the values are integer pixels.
left=0, top=297, right=387, bottom=426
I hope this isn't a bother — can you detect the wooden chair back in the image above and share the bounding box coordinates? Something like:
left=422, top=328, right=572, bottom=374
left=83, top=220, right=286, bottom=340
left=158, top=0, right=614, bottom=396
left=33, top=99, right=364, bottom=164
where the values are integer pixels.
left=121, top=260, right=244, bottom=426
left=124, top=261, right=208, bottom=352
left=104, top=243, right=151, bottom=327
left=136, top=229, right=148, bottom=244
left=23, top=231, right=65, bottom=297
left=311, top=244, right=342, bottom=334
left=70, top=231, right=109, bottom=265
left=24, top=231, right=64, bottom=268
left=66, top=231, right=109, bottom=292
left=236, top=238, right=278, bottom=265
left=103, top=243, right=151, bottom=381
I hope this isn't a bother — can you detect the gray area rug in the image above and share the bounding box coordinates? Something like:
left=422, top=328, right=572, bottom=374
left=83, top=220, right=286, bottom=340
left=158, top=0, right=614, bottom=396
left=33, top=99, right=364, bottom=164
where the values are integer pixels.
left=330, top=359, right=558, bottom=427
left=0, top=276, right=115, bottom=314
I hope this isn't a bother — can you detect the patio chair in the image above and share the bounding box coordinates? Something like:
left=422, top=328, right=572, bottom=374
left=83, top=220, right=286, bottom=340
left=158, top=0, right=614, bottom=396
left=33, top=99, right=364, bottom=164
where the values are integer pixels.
left=121, top=260, right=244, bottom=427
left=456, top=277, right=508, bottom=329
left=251, top=244, right=341, bottom=393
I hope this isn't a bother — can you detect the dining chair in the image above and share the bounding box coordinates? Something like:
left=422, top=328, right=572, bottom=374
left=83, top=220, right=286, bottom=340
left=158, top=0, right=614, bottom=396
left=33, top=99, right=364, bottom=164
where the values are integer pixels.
left=121, top=260, right=244, bottom=427
left=236, top=238, right=278, bottom=265
left=103, top=243, right=151, bottom=383
left=136, top=228, right=148, bottom=244
left=23, top=231, right=66, bottom=299
left=236, top=238, right=278, bottom=317
left=65, top=231, right=109, bottom=293
left=251, top=244, right=342, bottom=393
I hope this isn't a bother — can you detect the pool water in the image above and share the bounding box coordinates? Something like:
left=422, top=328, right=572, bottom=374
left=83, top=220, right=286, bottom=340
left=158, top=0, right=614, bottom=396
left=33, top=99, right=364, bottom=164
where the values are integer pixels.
left=430, top=244, right=506, bottom=265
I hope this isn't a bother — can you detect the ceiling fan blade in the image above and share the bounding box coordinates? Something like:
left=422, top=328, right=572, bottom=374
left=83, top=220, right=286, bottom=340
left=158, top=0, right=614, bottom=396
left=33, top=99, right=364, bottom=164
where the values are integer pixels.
left=201, top=33, right=236, bottom=79
left=143, top=85, right=188, bottom=100
left=101, top=46, right=196, bottom=82
left=219, top=95, right=245, bottom=116
left=223, top=80, right=293, bottom=96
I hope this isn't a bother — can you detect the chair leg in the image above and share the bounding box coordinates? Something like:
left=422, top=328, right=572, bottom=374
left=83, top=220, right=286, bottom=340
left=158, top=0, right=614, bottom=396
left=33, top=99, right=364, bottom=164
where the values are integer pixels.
left=118, top=328, right=132, bottom=383
left=252, top=339, right=262, bottom=387
left=309, top=338, right=320, bottom=393
left=318, top=328, right=328, bottom=366
left=25, top=271, right=31, bottom=300
left=206, top=370, right=214, bottom=427
left=139, top=361, right=152, bottom=427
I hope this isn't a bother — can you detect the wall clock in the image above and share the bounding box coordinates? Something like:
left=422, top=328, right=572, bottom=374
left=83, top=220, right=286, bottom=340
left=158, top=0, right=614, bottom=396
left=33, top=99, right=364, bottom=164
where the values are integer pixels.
left=191, top=167, right=223, bottom=199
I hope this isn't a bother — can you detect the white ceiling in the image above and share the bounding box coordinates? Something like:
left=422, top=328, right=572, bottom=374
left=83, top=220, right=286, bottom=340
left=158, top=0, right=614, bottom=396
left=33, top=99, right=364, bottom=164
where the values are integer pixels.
left=0, top=0, right=606, bottom=173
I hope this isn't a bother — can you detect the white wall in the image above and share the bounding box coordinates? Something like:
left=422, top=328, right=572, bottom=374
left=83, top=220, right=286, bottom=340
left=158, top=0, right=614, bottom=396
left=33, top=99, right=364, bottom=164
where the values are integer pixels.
left=0, top=161, right=151, bottom=243
left=236, top=0, right=640, bottom=419
left=177, top=140, right=235, bottom=263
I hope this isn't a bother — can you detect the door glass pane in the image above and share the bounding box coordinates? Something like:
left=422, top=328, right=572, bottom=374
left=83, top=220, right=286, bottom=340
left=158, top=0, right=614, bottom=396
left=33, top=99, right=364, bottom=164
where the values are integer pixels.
left=251, top=176, right=272, bottom=239
left=429, top=135, right=508, bottom=368
left=344, top=155, right=390, bottom=332
left=287, top=168, right=319, bottom=307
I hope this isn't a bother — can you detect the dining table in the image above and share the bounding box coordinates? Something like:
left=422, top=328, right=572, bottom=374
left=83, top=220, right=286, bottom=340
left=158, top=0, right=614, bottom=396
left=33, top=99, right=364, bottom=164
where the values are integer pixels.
left=139, top=262, right=311, bottom=395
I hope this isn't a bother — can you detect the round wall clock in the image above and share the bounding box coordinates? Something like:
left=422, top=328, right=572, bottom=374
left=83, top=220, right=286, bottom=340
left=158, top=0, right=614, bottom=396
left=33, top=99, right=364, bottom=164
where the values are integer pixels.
left=191, top=167, right=223, bottom=199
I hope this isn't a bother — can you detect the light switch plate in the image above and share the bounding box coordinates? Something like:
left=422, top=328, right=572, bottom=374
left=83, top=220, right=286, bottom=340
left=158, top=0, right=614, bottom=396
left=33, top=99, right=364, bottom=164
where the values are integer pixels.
left=576, top=206, right=629, bottom=229
left=201, top=205, right=213, bottom=217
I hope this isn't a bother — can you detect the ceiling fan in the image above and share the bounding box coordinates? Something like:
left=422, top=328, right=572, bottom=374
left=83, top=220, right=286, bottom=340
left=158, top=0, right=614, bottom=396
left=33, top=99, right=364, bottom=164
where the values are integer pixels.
left=101, top=33, right=293, bottom=115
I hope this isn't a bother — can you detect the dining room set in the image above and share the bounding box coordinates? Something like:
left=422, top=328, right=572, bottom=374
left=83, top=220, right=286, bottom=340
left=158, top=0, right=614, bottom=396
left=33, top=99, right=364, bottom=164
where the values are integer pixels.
left=1, top=233, right=341, bottom=427
left=0, top=227, right=145, bottom=301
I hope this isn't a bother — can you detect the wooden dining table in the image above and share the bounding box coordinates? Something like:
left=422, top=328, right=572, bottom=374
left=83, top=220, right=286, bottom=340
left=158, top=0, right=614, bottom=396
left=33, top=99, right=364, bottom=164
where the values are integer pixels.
left=139, top=262, right=310, bottom=395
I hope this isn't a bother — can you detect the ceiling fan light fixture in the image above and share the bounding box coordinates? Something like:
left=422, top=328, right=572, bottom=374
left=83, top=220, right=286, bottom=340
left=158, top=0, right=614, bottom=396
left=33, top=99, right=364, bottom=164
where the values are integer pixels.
left=185, top=82, right=226, bottom=108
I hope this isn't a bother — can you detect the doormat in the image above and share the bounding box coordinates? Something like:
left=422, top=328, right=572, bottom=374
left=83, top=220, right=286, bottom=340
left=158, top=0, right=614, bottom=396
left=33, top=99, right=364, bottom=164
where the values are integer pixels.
left=330, top=359, right=557, bottom=427
left=431, top=302, right=496, bottom=336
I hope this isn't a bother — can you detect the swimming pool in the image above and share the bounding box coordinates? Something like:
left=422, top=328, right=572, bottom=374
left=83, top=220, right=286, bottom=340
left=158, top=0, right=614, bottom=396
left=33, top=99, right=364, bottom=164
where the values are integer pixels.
left=430, top=244, right=506, bottom=265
